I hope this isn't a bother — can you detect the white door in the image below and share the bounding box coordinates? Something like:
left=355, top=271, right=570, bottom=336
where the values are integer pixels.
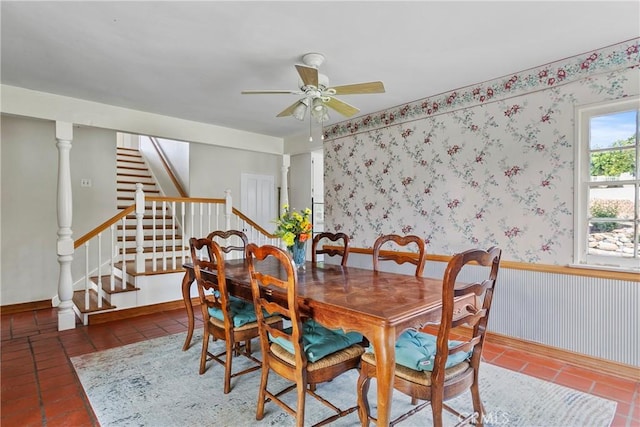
left=241, top=173, right=276, bottom=232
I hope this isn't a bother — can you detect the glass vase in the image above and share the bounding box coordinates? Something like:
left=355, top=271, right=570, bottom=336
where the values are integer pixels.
left=288, top=238, right=307, bottom=270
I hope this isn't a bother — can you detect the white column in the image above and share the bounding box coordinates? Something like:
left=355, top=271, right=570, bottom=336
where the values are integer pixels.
left=280, top=155, right=290, bottom=213
left=224, top=189, right=232, bottom=230
left=135, top=183, right=146, bottom=273
left=55, top=121, right=76, bottom=331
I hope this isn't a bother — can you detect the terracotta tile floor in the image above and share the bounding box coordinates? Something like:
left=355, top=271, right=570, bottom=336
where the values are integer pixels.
left=1, top=307, right=638, bottom=426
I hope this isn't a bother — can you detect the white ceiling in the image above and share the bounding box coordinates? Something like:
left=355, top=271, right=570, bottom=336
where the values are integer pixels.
left=2, top=1, right=639, bottom=140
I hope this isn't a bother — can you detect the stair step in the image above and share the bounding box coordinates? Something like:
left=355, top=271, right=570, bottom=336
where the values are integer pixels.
left=115, top=259, right=188, bottom=276
left=118, top=224, right=178, bottom=230
left=92, top=276, right=139, bottom=294
left=73, top=289, right=116, bottom=313
left=117, top=165, right=149, bottom=172
left=119, top=245, right=187, bottom=255
left=118, top=234, right=183, bottom=242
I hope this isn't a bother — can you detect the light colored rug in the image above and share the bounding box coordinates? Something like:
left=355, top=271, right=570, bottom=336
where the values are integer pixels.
left=71, top=332, right=617, bottom=427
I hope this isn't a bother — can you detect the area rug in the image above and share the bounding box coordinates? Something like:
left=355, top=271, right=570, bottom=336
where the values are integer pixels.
left=71, top=332, right=617, bottom=426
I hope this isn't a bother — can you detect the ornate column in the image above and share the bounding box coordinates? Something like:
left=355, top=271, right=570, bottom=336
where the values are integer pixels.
left=55, top=122, right=76, bottom=331
left=280, top=155, right=290, bottom=213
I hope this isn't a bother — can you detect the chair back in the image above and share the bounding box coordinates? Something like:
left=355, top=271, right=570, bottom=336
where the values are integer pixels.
left=311, top=232, right=350, bottom=266
left=247, top=244, right=307, bottom=368
left=432, top=246, right=502, bottom=386
left=372, top=234, right=426, bottom=276
left=206, top=229, right=249, bottom=259
left=189, top=237, right=234, bottom=333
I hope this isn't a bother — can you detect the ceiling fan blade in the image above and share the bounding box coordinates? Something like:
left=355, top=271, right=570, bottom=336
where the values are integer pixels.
left=295, top=65, right=318, bottom=88
left=241, top=90, right=298, bottom=95
left=325, top=97, right=360, bottom=117
left=331, top=81, right=385, bottom=95
left=276, top=100, right=302, bottom=117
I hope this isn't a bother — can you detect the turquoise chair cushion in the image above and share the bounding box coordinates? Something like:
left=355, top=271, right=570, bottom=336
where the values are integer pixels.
left=270, top=319, right=363, bottom=363
left=208, top=295, right=264, bottom=327
left=373, top=329, right=472, bottom=372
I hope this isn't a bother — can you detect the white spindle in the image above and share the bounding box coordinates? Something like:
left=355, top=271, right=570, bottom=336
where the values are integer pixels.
left=97, top=233, right=103, bottom=309
left=190, top=202, right=195, bottom=243
left=172, top=201, right=177, bottom=269
left=84, top=242, right=90, bottom=310
left=121, top=217, right=127, bottom=278
left=162, top=201, right=167, bottom=271
left=110, top=224, right=116, bottom=292
left=181, top=201, right=186, bottom=264
left=135, top=183, right=145, bottom=274
left=152, top=200, right=157, bottom=272
left=199, top=203, right=204, bottom=237
left=207, top=203, right=212, bottom=235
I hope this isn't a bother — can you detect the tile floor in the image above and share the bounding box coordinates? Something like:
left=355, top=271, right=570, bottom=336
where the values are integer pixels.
left=1, top=307, right=638, bottom=426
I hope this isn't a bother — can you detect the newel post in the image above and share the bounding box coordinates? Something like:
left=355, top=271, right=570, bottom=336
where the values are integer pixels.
left=55, top=121, right=76, bottom=331
left=135, top=183, right=145, bottom=273
left=224, top=189, right=232, bottom=230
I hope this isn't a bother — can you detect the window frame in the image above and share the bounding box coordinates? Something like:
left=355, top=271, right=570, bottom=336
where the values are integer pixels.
left=574, top=96, right=640, bottom=273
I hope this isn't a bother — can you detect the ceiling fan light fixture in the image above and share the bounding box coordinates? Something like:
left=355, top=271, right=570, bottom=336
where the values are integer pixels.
left=292, top=100, right=308, bottom=121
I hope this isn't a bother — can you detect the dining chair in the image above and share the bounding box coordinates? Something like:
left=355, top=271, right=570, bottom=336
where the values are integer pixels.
left=372, top=234, right=427, bottom=276
left=247, top=243, right=365, bottom=427
left=311, top=231, right=350, bottom=266
left=357, top=246, right=502, bottom=427
left=206, top=229, right=249, bottom=260
left=189, top=237, right=283, bottom=394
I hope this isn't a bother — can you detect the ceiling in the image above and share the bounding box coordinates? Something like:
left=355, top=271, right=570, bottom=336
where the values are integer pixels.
left=2, top=1, right=639, bottom=140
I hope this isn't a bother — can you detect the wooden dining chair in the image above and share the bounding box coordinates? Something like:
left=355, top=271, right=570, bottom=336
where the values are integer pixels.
left=372, top=234, right=426, bottom=276
left=357, top=246, right=502, bottom=427
left=311, top=232, right=350, bottom=266
left=206, top=229, right=249, bottom=260
left=247, top=243, right=365, bottom=427
left=189, top=237, right=283, bottom=394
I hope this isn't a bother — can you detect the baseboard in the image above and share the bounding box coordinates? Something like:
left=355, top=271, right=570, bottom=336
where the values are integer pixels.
left=86, top=299, right=190, bottom=325
left=485, top=330, right=640, bottom=381
left=0, top=299, right=52, bottom=315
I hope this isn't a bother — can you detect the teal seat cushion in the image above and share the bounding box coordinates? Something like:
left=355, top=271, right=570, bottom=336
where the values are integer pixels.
left=208, top=295, right=264, bottom=327
left=270, top=319, right=363, bottom=363
left=374, top=329, right=472, bottom=372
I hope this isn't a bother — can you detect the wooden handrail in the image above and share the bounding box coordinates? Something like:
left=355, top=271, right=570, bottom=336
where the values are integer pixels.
left=149, top=136, right=188, bottom=197
left=231, top=207, right=277, bottom=238
left=75, top=206, right=135, bottom=248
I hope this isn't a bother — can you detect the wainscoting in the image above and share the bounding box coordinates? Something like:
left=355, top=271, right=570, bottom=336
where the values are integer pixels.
left=347, top=252, right=639, bottom=369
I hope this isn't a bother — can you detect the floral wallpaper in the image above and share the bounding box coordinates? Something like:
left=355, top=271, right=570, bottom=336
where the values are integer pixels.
left=323, top=39, right=640, bottom=264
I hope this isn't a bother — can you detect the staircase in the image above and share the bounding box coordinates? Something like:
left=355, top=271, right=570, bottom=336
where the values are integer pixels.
left=72, top=147, right=188, bottom=323
left=71, top=145, right=279, bottom=325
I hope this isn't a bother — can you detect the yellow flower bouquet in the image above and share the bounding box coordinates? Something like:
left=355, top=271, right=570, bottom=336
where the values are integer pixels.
left=274, top=205, right=312, bottom=268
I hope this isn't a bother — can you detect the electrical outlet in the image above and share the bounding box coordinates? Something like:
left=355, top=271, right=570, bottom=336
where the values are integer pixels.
left=80, top=178, right=92, bottom=187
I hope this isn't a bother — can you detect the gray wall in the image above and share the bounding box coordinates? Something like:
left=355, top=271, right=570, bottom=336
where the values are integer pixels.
left=1, top=116, right=117, bottom=305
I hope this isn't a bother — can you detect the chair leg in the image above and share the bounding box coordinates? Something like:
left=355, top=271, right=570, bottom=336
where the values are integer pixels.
left=356, top=367, right=372, bottom=426
left=295, top=379, right=306, bottom=427
left=255, top=364, right=269, bottom=421
left=223, top=341, right=233, bottom=394
left=199, top=329, right=210, bottom=375
left=470, top=380, right=484, bottom=427
left=431, top=388, right=444, bottom=427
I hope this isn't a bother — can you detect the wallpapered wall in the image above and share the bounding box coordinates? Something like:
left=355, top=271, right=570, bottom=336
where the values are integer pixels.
left=323, top=39, right=639, bottom=264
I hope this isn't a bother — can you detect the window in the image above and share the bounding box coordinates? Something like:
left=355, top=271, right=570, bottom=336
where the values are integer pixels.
left=575, top=97, right=639, bottom=272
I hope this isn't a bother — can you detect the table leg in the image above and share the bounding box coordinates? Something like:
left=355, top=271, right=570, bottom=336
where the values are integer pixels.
left=370, top=328, right=395, bottom=427
left=181, top=270, right=195, bottom=351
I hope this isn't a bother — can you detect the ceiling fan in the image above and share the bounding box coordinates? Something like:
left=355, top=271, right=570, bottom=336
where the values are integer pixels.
left=241, top=53, right=385, bottom=123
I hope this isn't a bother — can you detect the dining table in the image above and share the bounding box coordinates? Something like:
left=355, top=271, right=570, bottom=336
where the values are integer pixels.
left=180, top=259, right=473, bottom=427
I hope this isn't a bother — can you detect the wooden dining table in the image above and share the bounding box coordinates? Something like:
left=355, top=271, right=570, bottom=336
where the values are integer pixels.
left=180, top=259, right=473, bottom=427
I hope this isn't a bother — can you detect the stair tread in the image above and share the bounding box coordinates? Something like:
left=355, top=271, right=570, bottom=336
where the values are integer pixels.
left=92, top=276, right=139, bottom=294
left=73, top=289, right=116, bottom=313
